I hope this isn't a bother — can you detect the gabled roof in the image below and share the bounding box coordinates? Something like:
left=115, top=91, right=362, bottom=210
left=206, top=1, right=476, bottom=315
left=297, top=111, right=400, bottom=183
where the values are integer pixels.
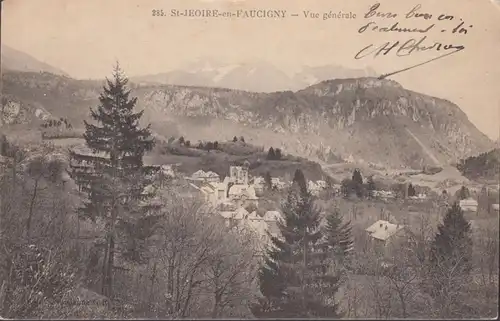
left=365, top=220, right=405, bottom=241
left=205, top=171, right=219, bottom=177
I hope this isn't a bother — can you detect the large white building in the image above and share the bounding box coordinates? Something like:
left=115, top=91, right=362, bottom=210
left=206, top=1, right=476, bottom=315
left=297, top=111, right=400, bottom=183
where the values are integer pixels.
left=459, top=198, right=478, bottom=212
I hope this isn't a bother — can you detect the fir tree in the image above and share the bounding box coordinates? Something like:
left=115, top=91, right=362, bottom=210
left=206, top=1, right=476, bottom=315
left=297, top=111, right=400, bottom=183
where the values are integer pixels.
left=367, top=176, right=376, bottom=198
left=478, top=186, right=489, bottom=214
left=232, top=136, right=238, bottom=142
left=352, top=169, right=364, bottom=198
left=267, top=147, right=276, bottom=160
left=340, top=179, right=352, bottom=198
left=408, top=183, right=416, bottom=197
left=321, top=208, right=353, bottom=276
left=275, top=148, right=282, bottom=160
left=240, top=136, right=245, bottom=143
left=456, top=186, right=470, bottom=200
left=178, top=136, right=185, bottom=145
left=254, top=172, right=341, bottom=318
left=68, top=63, right=158, bottom=298
left=264, top=171, right=273, bottom=191
left=206, top=141, right=214, bottom=152
left=352, top=169, right=363, bottom=186
left=428, top=202, right=472, bottom=315
left=293, top=169, right=307, bottom=193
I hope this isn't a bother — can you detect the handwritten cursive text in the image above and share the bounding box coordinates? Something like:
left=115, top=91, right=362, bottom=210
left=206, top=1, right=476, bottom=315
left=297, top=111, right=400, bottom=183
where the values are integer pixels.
left=354, top=36, right=464, bottom=59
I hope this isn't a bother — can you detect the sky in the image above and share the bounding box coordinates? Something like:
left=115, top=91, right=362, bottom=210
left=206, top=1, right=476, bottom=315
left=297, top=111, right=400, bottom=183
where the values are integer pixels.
left=2, top=0, right=500, bottom=139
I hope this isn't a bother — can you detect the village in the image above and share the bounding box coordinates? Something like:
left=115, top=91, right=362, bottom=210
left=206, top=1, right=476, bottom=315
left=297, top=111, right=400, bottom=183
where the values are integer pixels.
left=147, top=160, right=500, bottom=260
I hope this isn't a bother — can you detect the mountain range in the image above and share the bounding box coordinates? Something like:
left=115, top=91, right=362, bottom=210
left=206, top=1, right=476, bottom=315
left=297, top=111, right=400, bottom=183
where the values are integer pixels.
left=1, top=45, right=495, bottom=169
left=1, top=67, right=494, bottom=169
left=130, top=57, right=378, bottom=93
left=1, top=45, right=70, bottom=77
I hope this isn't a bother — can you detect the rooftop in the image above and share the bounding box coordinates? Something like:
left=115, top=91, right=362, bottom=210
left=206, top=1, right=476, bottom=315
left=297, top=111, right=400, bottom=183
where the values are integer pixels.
left=365, top=220, right=405, bottom=241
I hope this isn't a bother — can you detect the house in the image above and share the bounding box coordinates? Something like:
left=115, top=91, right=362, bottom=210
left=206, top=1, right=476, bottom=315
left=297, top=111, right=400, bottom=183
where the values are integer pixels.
left=189, top=170, right=220, bottom=183
left=253, top=176, right=265, bottom=192
left=409, top=193, right=428, bottom=201
left=199, top=182, right=228, bottom=207
left=316, top=180, right=327, bottom=189
left=373, top=190, right=395, bottom=199
left=459, top=198, right=478, bottom=212
left=160, top=164, right=175, bottom=178
left=365, top=220, right=406, bottom=255
left=229, top=165, right=248, bottom=185
left=228, top=184, right=259, bottom=208
left=331, top=184, right=342, bottom=195
left=308, top=181, right=320, bottom=195
left=271, top=177, right=287, bottom=190
left=219, top=206, right=250, bottom=228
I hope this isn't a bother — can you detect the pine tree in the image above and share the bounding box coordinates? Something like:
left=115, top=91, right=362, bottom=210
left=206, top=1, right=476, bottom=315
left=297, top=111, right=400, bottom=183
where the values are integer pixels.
left=267, top=147, right=276, bottom=160
left=254, top=172, right=341, bottom=318
left=240, top=136, right=245, bottom=143
left=68, top=63, right=158, bottom=298
left=428, top=202, right=472, bottom=316
left=232, top=136, right=238, bottom=142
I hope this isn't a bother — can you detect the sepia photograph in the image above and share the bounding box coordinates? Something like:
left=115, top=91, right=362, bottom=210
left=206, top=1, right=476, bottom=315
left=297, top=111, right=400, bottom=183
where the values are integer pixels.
left=0, top=0, right=499, bottom=319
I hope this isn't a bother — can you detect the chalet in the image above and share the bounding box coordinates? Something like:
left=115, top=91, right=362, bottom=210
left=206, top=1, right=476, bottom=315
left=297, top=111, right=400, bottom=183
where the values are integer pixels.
left=459, top=198, right=478, bottom=212
left=365, top=220, right=406, bottom=256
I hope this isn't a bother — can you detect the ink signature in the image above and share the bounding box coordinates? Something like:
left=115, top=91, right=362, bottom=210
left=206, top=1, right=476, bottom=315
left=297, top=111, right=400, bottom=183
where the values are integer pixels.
left=355, top=36, right=464, bottom=59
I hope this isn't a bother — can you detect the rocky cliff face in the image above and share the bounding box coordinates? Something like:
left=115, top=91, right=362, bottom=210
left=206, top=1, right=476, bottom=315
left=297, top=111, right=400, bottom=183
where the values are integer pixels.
left=1, top=71, right=494, bottom=169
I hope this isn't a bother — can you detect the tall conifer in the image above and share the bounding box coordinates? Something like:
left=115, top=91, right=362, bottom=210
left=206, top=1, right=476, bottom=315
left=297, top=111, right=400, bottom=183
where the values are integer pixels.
left=428, top=202, right=472, bottom=316
left=68, top=64, right=158, bottom=298
left=254, top=170, right=341, bottom=318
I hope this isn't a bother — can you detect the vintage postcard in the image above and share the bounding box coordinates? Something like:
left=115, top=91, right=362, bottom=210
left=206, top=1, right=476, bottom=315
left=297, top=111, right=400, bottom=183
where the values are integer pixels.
left=0, top=0, right=499, bottom=319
